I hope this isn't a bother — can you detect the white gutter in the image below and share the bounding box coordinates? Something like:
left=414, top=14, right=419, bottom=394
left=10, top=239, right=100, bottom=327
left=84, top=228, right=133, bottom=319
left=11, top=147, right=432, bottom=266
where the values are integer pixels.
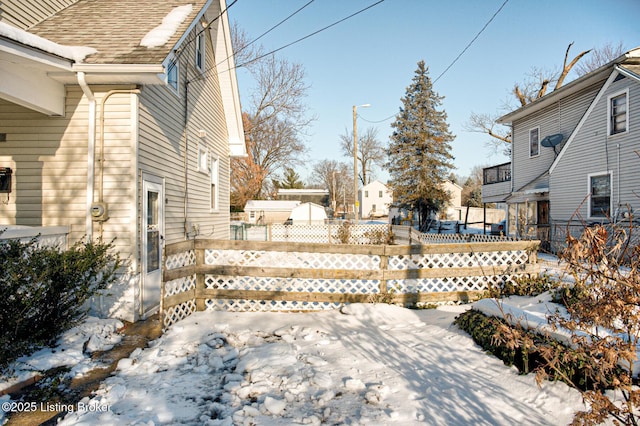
left=77, top=71, right=96, bottom=240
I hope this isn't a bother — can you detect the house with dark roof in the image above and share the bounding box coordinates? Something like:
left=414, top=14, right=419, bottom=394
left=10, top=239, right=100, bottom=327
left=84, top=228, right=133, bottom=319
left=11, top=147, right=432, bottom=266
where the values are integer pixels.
left=0, top=0, right=246, bottom=321
left=482, top=47, right=640, bottom=249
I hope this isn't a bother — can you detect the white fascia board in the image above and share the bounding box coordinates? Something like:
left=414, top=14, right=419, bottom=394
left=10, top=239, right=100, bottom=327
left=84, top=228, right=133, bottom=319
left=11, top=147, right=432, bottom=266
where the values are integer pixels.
left=72, top=63, right=165, bottom=73
left=0, top=57, right=66, bottom=115
left=616, top=65, right=640, bottom=83
left=212, top=0, right=247, bottom=158
left=0, top=37, right=73, bottom=69
left=549, top=69, right=619, bottom=175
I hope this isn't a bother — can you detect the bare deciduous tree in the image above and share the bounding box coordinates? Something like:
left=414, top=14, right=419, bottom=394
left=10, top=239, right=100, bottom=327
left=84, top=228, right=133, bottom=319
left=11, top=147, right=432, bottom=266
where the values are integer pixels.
left=339, top=127, right=385, bottom=186
left=230, top=22, right=313, bottom=204
left=311, top=160, right=352, bottom=215
left=465, top=42, right=621, bottom=154
left=574, top=41, right=626, bottom=77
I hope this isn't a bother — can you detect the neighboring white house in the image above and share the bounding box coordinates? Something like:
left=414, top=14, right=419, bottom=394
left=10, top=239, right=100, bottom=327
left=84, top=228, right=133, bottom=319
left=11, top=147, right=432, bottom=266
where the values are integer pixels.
left=244, top=200, right=300, bottom=224
left=441, top=180, right=463, bottom=219
left=359, top=180, right=392, bottom=219
left=288, top=202, right=327, bottom=224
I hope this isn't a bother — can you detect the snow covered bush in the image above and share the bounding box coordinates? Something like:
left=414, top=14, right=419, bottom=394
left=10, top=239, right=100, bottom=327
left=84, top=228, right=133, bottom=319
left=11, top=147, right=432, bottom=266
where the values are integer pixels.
left=0, top=237, right=121, bottom=370
left=454, top=309, right=604, bottom=383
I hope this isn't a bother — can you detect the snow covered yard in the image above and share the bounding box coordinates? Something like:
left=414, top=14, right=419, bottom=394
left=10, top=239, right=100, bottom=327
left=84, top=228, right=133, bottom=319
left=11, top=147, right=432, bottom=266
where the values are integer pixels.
left=35, top=304, right=584, bottom=425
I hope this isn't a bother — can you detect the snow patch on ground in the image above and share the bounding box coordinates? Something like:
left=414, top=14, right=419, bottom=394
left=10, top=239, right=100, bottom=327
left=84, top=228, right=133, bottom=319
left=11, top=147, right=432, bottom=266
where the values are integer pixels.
left=50, top=305, right=584, bottom=425
left=0, top=317, right=123, bottom=396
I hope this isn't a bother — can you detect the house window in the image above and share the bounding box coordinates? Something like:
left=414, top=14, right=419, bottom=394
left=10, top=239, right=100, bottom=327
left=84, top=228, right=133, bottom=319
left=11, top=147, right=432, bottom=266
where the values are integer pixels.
left=167, top=58, right=179, bottom=91
left=195, top=32, right=205, bottom=72
left=529, top=127, right=539, bottom=157
left=589, top=173, right=611, bottom=218
left=364, top=191, right=368, bottom=198
left=378, top=190, right=383, bottom=198
left=609, top=91, right=628, bottom=135
left=198, top=146, right=208, bottom=173
left=210, top=156, right=219, bottom=210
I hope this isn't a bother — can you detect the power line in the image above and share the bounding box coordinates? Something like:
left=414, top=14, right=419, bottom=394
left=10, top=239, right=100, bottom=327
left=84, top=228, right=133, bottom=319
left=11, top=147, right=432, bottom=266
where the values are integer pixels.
left=229, top=0, right=316, bottom=65
left=433, top=0, right=509, bottom=84
left=358, top=113, right=394, bottom=124
left=173, top=0, right=239, bottom=71
left=235, top=0, right=385, bottom=69
left=359, top=0, right=510, bottom=125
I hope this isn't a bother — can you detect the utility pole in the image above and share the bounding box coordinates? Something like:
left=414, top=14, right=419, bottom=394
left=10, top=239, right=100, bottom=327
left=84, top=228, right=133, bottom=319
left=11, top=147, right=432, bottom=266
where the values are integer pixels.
left=353, top=104, right=370, bottom=223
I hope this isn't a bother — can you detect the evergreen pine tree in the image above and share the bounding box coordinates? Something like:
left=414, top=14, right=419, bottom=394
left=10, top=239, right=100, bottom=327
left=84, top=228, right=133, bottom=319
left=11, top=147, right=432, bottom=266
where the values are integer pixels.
left=387, top=61, right=455, bottom=231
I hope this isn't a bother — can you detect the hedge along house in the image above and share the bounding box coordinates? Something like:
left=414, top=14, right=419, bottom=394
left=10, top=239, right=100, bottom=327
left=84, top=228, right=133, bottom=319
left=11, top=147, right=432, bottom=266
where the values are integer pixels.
left=0, top=0, right=246, bottom=322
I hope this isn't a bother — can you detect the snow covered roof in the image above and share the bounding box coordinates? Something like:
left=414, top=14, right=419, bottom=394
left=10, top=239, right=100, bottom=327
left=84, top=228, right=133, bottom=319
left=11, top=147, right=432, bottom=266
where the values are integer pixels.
left=244, top=200, right=301, bottom=211
left=22, top=0, right=208, bottom=65
left=0, top=22, right=96, bottom=62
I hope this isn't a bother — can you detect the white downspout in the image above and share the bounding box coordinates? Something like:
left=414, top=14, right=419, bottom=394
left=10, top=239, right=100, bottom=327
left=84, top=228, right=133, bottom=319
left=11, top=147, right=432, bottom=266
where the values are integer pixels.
left=78, top=72, right=95, bottom=240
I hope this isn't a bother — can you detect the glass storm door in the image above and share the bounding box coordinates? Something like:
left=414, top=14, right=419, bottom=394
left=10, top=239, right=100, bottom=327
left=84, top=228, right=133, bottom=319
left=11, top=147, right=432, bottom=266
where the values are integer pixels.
left=142, top=177, right=164, bottom=316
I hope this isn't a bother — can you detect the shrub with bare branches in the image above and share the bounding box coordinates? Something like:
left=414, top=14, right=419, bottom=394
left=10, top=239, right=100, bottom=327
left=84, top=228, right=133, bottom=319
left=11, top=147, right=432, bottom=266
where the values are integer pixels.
left=544, top=218, right=640, bottom=425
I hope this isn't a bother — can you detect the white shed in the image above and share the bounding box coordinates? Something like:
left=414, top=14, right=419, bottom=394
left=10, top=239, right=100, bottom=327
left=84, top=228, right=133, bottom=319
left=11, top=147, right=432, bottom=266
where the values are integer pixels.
left=244, top=200, right=300, bottom=224
left=288, top=202, right=327, bottom=224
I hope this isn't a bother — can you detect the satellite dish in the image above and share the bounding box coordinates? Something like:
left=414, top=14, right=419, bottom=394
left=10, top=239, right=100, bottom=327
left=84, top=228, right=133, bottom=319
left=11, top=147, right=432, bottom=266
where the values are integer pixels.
left=540, top=133, right=564, bottom=156
left=540, top=133, right=564, bottom=148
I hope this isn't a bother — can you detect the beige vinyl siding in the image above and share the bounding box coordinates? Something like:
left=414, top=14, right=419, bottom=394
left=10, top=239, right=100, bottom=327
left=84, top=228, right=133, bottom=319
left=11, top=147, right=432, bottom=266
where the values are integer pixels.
left=0, top=0, right=78, bottom=29
left=511, top=81, right=602, bottom=192
left=138, top=24, right=230, bottom=245
left=0, top=86, right=136, bottom=261
left=96, top=89, right=136, bottom=258
left=550, top=73, right=640, bottom=222
left=0, top=90, right=87, bottom=238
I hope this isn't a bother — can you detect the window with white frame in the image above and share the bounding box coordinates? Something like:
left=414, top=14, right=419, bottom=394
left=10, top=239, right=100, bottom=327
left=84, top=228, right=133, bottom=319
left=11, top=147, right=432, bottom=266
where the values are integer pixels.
left=210, top=156, right=219, bottom=210
left=198, top=146, right=208, bottom=173
left=195, top=32, right=205, bottom=72
left=167, top=57, right=179, bottom=91
left=589, top=172, right=612, bottom=218
left=529, top=127, right=539, bottom=157
left=609, top=90, right=628, bottom=135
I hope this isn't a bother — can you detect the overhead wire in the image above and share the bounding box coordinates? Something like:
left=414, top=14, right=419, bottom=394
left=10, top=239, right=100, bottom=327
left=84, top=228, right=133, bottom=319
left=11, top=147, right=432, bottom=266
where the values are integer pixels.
left=196, top=0, right=385, bottom=82
left=432, top=0, right=509, bottom=84
left=225, top=0, right=316, bottom=68
left=235, top=0, right=385, bottom=69
left=359, top=0, right=511, bottom=125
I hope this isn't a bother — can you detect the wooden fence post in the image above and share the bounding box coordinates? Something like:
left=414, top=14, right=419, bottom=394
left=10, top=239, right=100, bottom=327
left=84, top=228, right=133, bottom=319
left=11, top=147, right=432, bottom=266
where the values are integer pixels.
left=379, top=245, right=389, bottom=296
left=195, top=246, right=205, bottom=311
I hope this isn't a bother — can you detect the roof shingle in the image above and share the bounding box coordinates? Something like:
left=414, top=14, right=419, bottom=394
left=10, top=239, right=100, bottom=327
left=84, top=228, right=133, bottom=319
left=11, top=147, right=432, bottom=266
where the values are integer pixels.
left=29, top=0, right=208, bottom=64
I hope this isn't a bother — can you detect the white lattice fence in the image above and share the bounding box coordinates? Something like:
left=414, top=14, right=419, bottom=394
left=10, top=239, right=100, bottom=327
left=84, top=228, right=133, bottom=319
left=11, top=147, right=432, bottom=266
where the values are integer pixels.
left=162, top=239, right=540, bottom=328
left=271, top=224, right=391, bottom=244
left=162, top=242, right=197, bottom=329
left=414, top=232, right=517, bottom=244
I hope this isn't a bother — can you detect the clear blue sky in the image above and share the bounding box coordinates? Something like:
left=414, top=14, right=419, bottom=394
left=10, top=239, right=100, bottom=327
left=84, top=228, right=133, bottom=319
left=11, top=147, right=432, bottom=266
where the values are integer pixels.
left=228, top=0, right=639, bottom=182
